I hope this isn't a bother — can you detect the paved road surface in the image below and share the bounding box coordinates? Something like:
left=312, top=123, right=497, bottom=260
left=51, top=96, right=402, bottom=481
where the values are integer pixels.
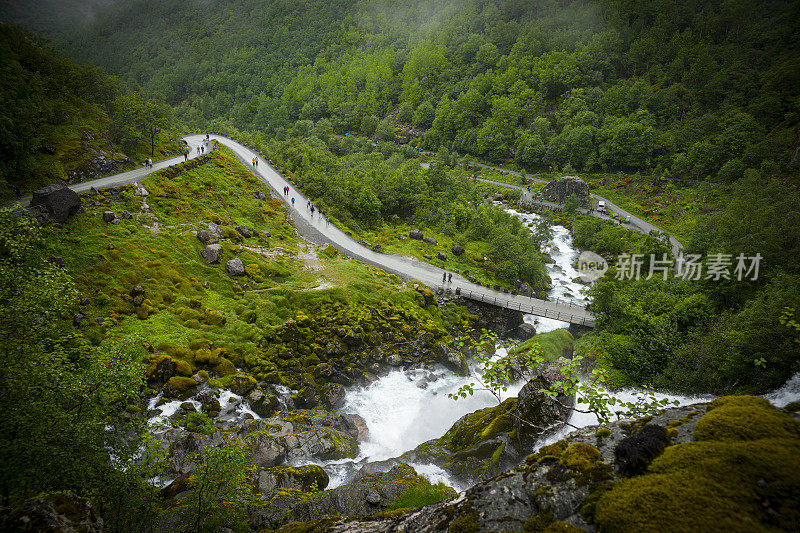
left=21, top=139, right=209, bottom=206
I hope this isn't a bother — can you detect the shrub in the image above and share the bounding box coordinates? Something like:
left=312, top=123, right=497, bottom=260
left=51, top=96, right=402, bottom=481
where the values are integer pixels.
left=386, top=479, right=457, bottom=511
left=184, top=411, right=216, bottom=435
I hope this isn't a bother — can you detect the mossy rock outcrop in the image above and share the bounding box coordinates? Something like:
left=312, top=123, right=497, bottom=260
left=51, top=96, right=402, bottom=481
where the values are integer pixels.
left=391, top=373, right=573, bottom=486
left=247, top=301, right=469, bottom=396
left=159, top=409, right=362, bottom=478
left=314, top=398, right=799, bottom=532
left=164, top=376, right=198, bottom=400
left=593, top=397, right=800, bottom=532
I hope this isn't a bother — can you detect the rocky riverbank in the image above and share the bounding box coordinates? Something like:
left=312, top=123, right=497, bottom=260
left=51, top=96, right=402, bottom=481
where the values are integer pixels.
left=267, top=396, right=800, bottom=532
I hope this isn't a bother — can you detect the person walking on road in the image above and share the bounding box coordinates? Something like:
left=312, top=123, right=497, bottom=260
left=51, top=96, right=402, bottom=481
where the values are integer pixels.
left=291, top=197, right=295, bottom=207
left=448, top=273, right=452, bottom=283
left=310, top=205, right=315, bottom=217
left=443, top=272, right=447, bottom=283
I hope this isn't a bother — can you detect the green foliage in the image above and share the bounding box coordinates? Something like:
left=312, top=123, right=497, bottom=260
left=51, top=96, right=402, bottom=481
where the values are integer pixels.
left=563, top=194, right=581, bottom=215
left=268, top=137, right=550, bottom=287
left=184, top=411, right=217, bottom=435
left=510, top=329, right=574, bottom=362
left=376, top=118, right=396, bottom=141
left=0, top=205, right=160, bottom=522
left=31, top=0, right=797, bottom=178
left=386, top=479, right=456, bottom=511
left=178, top=439, right=256, bottom=533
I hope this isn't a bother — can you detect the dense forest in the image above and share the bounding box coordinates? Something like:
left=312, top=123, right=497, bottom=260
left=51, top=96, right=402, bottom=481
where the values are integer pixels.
left=0, top=23, right=178, bottom=198
left=29, top=0, right=800, bottom=181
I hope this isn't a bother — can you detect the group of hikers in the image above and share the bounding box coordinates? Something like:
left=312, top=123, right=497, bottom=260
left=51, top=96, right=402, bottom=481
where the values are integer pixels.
left=252, top=157, right=259, bottom=167
left=143, top=158, right=153, bottom=168
left=442, top=272, right=453, bottom=283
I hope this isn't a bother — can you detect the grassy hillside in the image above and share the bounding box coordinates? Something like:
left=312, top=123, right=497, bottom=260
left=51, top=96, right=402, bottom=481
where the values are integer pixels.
left=41, top=145, right=472, bottom=389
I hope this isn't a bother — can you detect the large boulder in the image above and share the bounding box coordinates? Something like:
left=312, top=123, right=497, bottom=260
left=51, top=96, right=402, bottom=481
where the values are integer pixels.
left=437, top=251, right=447, bottom=261
left=197, top=229, right=217, bottom=244
left=451, top=244, right=465, bottom=256
left=102, top=211, right=116, bottom=223
left=515, top=372, right=574, bottom=437
left=247, top=388, right=279, bottom=417
left=517, top=323, right=536, bottom=341
left=200, top=244, right=222, bottom=264
left=409, top=229, right=423, bottom=240
left=236, top=224, right=252, bottom=238
left=226, top=257, right=245, bottom=276
left=514, top=279, right=534, bottom=297
left=538, top=176, right=591, bottom=208
left=423, top=236, right=438, bottom=245
left=30, top=183, right=81, bottom=223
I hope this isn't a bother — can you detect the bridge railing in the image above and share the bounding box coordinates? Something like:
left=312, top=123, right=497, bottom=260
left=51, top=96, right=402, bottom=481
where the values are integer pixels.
left=456, top=288, right=595, bottom=327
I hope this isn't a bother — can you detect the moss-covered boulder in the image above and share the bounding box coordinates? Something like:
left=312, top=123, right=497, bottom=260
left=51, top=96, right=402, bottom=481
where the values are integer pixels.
left=246, top=388, right=279, bottom=417
left=145, top=353, right=177, bottom=385
left=256, top=464, right=329, bottom=493
left=593, top=397, right=800, bottom=532
left=230, top=373, right=257, bottom=396
left=164, top=376, right=198, bottom=400
left=250, top=464, right=427, bottom=530
left=693, top=395, right=799, bottom=442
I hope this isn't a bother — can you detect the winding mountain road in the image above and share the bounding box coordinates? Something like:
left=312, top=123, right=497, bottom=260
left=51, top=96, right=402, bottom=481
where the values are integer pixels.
left=23, top=134, right=596, bottom=327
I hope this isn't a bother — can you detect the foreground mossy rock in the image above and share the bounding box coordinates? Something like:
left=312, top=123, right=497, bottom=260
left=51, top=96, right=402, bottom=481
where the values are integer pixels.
left=693, top=395, right=798, bottom=441
left=593, top=396, right=800, bottom=532
left=249, top=464, right=429, bottom=530
left=306, top=398, right=798, bottom=532
left=0, top=491, right=103, bottom=532
left=159, top=409, right=362, bottom=477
